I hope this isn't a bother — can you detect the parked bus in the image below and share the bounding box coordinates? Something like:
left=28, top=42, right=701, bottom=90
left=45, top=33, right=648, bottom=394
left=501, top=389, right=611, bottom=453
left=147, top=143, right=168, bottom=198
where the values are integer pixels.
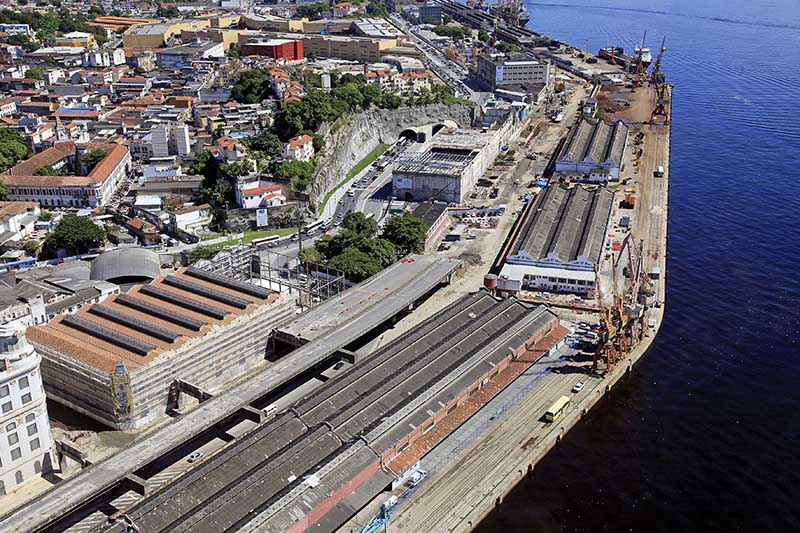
left=252, top=234, right=281, bottom=248
left=303, top=219, right=325, bottom=235
left=544, top=396, right=571, bottom=423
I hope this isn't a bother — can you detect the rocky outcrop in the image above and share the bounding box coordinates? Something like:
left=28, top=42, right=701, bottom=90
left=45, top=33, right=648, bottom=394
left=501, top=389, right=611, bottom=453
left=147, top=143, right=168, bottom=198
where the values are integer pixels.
left=311, top=104, right=475, bottom=211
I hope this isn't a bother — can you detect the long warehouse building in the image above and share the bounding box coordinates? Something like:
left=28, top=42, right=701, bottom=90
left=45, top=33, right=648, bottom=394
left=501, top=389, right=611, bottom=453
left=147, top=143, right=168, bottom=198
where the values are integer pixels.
left=26, top=267, right=293, bottom=430
left=104, top=291, right=567, bottom=533
left=499, top=185, right=614, bottom=294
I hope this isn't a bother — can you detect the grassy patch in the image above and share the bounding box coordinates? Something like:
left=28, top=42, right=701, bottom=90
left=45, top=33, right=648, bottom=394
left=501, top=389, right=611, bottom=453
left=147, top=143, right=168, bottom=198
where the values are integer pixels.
left=195, top=227, right=297, bottom=253
left=318, top=143, right=390, bottom=213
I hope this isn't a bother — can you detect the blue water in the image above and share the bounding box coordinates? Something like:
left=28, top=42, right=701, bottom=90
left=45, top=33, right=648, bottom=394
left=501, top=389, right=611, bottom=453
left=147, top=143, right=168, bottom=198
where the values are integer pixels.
left=478, top=1, right=800, bottom=531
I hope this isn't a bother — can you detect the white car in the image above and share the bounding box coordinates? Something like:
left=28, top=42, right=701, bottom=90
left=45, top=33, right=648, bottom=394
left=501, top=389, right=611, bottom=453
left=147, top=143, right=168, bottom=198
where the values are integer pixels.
left=187, top=451, right=203, bottom=463
left=572, top=381, right=585, bottom=393
left=406, top=469, right=428, bottom=488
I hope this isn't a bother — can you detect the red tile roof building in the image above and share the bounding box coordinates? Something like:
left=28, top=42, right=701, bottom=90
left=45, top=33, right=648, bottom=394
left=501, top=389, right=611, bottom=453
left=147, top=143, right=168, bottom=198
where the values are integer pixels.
left=1, top=142, right=132, bottom=208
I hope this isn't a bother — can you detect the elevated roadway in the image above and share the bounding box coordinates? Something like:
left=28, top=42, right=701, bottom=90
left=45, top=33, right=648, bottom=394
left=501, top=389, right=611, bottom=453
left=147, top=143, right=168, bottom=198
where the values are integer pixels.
left=0, top=256, right=461, bottom=533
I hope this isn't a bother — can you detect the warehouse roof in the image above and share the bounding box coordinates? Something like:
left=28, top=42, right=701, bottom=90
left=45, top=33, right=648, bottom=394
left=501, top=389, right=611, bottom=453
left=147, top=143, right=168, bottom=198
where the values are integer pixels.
left=116, top=291, right=560, bottom=533
left=27, top=266, right=277, bottom=372
left=559, top=119, right=629, bottom=166
left=508, top=185, right=614, bottom=265
left=412, top=201, right=449, bottom=229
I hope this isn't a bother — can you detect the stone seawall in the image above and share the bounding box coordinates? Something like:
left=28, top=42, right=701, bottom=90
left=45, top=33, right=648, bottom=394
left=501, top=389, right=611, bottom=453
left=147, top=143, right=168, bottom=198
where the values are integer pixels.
left=311, top=104, right=475, bottom=211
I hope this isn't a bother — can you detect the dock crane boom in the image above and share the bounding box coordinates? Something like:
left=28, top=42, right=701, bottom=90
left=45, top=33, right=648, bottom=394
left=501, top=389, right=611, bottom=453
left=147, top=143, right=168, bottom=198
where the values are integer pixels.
left=650, top=36, right=670, bottom=124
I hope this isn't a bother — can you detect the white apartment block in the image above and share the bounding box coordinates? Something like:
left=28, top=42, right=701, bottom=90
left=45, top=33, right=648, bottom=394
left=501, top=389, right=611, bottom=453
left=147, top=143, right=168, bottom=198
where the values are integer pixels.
left=0, top=327, right=53, bottom=497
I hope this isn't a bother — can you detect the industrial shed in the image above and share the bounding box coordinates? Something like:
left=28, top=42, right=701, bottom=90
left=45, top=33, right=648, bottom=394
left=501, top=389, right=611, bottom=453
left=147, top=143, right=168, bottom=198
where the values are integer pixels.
left=27, top=266, right=294, bottom=429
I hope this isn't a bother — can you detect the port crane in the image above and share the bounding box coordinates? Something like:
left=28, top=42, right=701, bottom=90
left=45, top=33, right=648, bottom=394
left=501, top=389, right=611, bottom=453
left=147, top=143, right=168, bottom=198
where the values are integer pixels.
left=649, top=36, right=670, bottom=125
left=633, top=30, right=648, bottom=86
left=593, top=233, right=653, bottom=374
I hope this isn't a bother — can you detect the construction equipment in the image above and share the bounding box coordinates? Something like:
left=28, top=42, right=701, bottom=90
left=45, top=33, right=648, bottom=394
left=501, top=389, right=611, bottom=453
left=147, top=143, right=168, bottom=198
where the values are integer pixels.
left=649, top=36, right=670, bottom=125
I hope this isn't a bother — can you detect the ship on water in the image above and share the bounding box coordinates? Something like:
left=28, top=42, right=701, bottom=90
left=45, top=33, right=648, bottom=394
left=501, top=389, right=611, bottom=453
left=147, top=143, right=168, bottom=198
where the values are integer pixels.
left=485, top=0, right=531, bottom=26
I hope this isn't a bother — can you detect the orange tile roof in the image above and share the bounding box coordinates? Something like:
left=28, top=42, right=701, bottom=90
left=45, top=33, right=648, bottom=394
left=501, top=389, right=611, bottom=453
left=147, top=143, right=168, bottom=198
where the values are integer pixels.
left=86, top=143, right=129, bottom=183
left=2, top=141, right=76, bottom=177
left=27, top=268, right=278, bottom=372
left=287, top=134, right=313, bottom=150
left=243, top=184, right=282, bottom=196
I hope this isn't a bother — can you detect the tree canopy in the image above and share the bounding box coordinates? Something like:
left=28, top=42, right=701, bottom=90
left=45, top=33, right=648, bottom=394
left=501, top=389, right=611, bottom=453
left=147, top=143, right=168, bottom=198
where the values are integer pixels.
left=276, top=160, right=315, bottom=192
left=381, top=212, right=427, bottom=256
left=34, top=165, right=62, bottom=176
left=156, top=4, right=180, bottom=18
left=231, top=68, right=273, bottom=104
left=244, top=131, right=283, bottom=158
left=84, top=149, right=107, bottom=174
left=40, top=216, right=106, bottom=259
left=25, top=66, right=44, bottom=80
left=0, top=129, right=29, bottom=173
left=294, top=2, right=328, bottom=19
left=342, top=212, right=377, bottom=237
left=432, top=24, right=466, bottom=40
left=328, top=247, right=383, bottom=282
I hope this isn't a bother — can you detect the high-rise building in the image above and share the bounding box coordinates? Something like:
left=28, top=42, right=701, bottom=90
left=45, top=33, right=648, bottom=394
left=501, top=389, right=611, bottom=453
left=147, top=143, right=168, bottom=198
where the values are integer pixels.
left=175, top=124, right=191, bottom=157
left=0, top=326, right=53, bottom=497
left=150, top=124, right=170, bottom=158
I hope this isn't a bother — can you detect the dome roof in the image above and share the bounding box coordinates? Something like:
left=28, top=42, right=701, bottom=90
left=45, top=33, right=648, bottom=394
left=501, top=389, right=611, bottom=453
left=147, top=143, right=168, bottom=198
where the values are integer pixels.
left=90, top=247, right=161, bottom=283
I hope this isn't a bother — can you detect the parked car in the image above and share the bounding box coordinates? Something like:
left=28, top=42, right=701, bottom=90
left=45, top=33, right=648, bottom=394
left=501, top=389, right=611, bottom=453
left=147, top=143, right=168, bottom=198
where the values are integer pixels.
left=406, top=470, right=428, bottom=488
left=187, top=451, right=203, bottom=463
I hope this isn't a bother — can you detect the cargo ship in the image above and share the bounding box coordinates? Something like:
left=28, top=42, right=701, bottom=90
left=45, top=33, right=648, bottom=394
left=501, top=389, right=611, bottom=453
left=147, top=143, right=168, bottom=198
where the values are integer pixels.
left=598, top=46, right=652, bottom=70
left=488, top=0, right=531, bottom=26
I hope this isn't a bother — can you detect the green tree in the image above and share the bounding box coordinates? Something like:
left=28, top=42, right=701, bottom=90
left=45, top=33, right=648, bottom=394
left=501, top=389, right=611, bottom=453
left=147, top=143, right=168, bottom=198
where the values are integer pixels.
left=7, top=34, right=38, bottom=52
left=40, top=215, right=106, bottom=259
left=245, top=131, right=282, bottom=158
left=315, top=230, right=363, bottom=260
left=22, top=239, right=40, bottom=258
left=478, top=30, right=490, bottom=43
left=25, top=66, right=44, bottom=80
left=294, top=2, right=328, bottom=19
left=381, top=212, right=427, bottom=256
left=84, top=149, right=107, bottom=173
left=328, top=247, right=382, bottom=282
left=360, top=238, right=396, bottom=267
left=366, top=1, right=388, bottom=17
left=187, top=245, right=218, bottom=264
left=34, top=165, right=61, bottom=176
left=0, top=181, right=9, bottom=201
left=0, top=129, right=30, bottom=172
left=342, top=212, right=377, bottom=237
left=331, top=83, right=366, bottom=111
left=432, top=24, right=465, bottom=40
left=231, top=68, right=273, bottom=104
left=276, top=160, right=315, bottom=192
left=297, top=246, right=325, bottom=264
left=156, top=4, right=180, bottom=17
left=210, top=208, right=228, bottom=231
left=227, top=43, right=240, bottom=58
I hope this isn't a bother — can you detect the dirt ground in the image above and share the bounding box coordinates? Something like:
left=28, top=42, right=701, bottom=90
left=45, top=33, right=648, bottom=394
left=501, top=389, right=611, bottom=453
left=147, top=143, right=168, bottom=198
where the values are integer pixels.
left=595, top=84, right=660, bottom=123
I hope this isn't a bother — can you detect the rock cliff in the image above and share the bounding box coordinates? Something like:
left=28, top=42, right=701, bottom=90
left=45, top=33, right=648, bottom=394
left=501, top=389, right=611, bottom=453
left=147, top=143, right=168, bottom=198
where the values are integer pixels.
left=311, top=104, right=475, bottom=211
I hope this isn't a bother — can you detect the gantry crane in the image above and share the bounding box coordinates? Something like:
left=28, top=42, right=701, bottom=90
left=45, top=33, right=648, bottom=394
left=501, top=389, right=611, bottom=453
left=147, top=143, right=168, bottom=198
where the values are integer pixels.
left=649, top=36, right=670, bottom=125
